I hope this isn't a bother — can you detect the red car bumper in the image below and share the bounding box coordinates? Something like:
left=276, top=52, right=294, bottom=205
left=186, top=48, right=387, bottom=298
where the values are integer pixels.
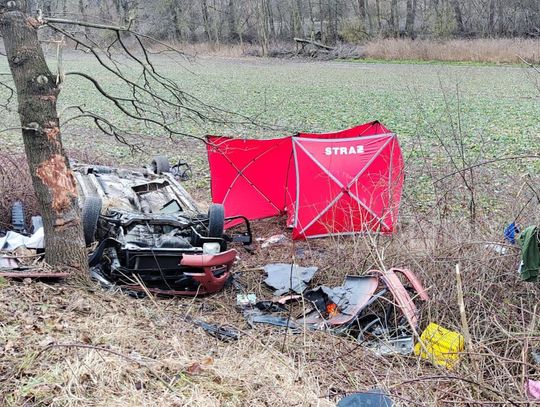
left=123, top=249, right=238, bottom=296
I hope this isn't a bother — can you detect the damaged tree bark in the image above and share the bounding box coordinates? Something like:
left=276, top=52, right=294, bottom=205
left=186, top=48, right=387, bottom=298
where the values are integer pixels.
left=0, top=0, right=87, bottom=273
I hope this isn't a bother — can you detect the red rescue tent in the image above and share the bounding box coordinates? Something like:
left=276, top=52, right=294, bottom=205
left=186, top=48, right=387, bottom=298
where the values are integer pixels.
left=206, top=121, right=404, bottom=239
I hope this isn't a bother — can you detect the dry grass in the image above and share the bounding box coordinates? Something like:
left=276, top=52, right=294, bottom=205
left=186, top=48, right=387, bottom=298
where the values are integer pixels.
left=0, top=280, right=333, bottom=406
left=2, top=188, right=540, bottom=405
left=172, top=39, right=540, bottom=64
left=167, top=42, right=252, bottom=59
left=362, top=38, right=540, bottom=64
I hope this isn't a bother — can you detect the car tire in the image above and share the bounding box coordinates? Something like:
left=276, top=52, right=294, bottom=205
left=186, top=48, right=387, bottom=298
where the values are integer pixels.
left=151, top=155, right=170, bottom=174
left=82, top=196, right=102, bottom=245
left=207, top=204, right=225, bottom=238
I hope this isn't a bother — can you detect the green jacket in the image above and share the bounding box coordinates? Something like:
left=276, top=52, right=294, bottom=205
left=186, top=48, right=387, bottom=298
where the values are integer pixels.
left=517, top=226, right=540, bottom=282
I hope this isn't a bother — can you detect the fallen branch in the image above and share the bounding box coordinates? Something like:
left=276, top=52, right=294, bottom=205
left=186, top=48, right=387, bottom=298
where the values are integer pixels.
left=293, top=37, right=335, bottom=51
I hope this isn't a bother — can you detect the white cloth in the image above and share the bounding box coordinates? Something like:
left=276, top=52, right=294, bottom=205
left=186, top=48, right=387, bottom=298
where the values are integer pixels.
left=0, top=227, right=44, bottom=251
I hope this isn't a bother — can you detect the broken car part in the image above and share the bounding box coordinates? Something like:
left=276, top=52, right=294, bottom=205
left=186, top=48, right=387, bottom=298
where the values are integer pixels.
left=298, top=276, right=380, bottom=329
left=363, top=336, right=414, bottom=356
left=0, top=228, right=44, bottom=251
left=263, top=263, right=318, bottom=295
left=11, top=201, right=25, bottom=233
left=248, top=268, right=428, bottom=349
left=236, top=293, right=257, bottom=307
left=337, top=389, right=394, bottom=407
left=188, top=317, right=241, bottom=342
left=244, top=310, right=300, bottom=331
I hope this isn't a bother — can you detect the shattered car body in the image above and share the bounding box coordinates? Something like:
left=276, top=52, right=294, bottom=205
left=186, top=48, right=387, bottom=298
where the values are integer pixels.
left=73, top=158, right=252, bottom=296
left=248, top=267, right=428, bottom=349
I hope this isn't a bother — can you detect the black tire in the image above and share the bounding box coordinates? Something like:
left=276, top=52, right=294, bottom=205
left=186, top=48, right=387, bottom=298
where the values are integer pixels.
left=151, top=155, right=170, bottom=174
left=207, top=204, right=225, bottom=238
left=82, top=196, right=102, bottom=246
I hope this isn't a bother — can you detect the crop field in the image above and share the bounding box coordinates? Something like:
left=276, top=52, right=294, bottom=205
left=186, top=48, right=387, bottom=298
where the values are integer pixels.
left=1, top=54, right=538, bottom=159
left=1, top=54, right=540, bottom=406
left=1, top=53, right=538, bottom=212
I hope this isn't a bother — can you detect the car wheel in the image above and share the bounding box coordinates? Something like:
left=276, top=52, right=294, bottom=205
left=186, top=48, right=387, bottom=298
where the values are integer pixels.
left=207, top=204, right=224, bottom=238
left=82, top=196, right=102, bottom=245
left=151, top=155, right=170, bottom=174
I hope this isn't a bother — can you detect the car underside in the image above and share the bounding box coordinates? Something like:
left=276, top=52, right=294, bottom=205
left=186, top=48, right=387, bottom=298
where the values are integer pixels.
left=73, top=157, right=251, bottom=296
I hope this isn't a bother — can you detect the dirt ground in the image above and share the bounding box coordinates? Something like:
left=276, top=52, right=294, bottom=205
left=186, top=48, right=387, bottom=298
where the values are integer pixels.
left=2, top=213, right=540, bottom=406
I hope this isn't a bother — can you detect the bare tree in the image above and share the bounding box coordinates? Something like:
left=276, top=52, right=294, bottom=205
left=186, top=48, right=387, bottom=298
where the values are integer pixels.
left=0, top=0, right=87, bottom=272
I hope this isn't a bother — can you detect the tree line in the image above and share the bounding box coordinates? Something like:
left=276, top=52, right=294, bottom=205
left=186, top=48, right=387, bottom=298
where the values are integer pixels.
left=31, top=0, right=539, bottom=48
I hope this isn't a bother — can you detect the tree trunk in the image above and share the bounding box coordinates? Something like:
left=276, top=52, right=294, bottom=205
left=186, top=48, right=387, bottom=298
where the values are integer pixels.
left=78, top=0, right=90, bottom=35
left=496, top=0, right=504, bottom=35
left=318, top=0, right=324, bottom=42
left=307, top=0, right=315, bottom=38
left=366, top=0, right=374, bottom=34
left=390, top=0, right=398, bottom=36
left=266, top=0, right=275, bottom=40
left=257, top=0, right=269, bottom=55
left=227, top=0, right=238, bottom=41
left=405, top=0, right=416, bottom=37
left=357, top=0, right=366, bottom=20
left=451, top=0, right=464, bottom=34
left=375, top=0, right=381, bottom=33
left=295, top=0, right=304, bottom=37
left=0, top=1, right=88, bottom=273
left=487, top=0, right=496, bottom=36
left=170, top=0, right=182, bottom=41
left=201, top=0, right=212, bottom=42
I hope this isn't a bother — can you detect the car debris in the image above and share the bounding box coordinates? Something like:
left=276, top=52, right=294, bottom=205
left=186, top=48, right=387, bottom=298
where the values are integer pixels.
left=337, top=389, right=394, bottom=407
left=0, top=206, right=57, bottom=279
left=240, top=267, right=428, bottom=351
left=263, top=263, right=318, bottom=295
left=11, top=201, right=26, bottom=233
left=244, top=310, right=301, bottom=331
left=0, top=228, right=44, bottom=251
left=186, top=316, right=241, bottom=342
left=364, top=336, right=414, bottom=356
left=72, top=156, right=252, bottom=296
left=236, top=293, right=257, bottom=307
left=532, top=350, right=540, bottom=365
left=258, top=234, right=287, bottom=248
left=0, top=207, right=44, bottom=252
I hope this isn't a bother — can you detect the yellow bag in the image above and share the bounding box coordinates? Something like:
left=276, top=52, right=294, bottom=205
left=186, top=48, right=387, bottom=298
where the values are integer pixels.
left=414, top=322, right=465, bottom=369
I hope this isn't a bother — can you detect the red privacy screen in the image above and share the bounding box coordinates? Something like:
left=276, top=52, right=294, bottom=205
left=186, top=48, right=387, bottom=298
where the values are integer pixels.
left=206, top=121, right=404, bottom=239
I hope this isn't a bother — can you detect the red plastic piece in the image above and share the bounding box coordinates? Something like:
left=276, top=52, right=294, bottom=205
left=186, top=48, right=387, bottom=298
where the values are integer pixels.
left=124, top=249, right=237, bottom=296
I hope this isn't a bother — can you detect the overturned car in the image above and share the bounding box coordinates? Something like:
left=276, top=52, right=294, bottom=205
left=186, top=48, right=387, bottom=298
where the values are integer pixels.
left=73, top=157, right=251, bottom=296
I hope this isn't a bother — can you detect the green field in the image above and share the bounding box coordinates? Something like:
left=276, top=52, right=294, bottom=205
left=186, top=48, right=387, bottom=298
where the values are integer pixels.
left=1, top=54, right=538, bottom=213
left=2, top=54, right=537, bottom=153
